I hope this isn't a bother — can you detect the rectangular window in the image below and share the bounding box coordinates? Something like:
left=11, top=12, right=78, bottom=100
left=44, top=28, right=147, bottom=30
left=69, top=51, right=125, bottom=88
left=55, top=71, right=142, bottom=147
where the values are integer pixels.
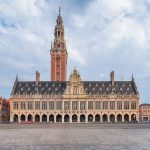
left=110, top=101, right=115, bottom=110
left=56, top=101, right=62, bottom=110
left=35, top=101, right=40, bottom=110
left=88, top=101, right=93, bottom=110
left=20, top=101, right=26, bottom=110
left=13, top=101, right=18, bottom=110
left=72, top=101, right=78, bottom=110
left=42, top=101, right=47, bottom=110
left=28, top=101, right=33, bottom=110
left=80, top=101, right=85, bottom=110
left=64, top=101, right=70, bottom=110
left=95, top=101, right=101, bottom=110
left=131, top=101, right=136, bottom=110
left=117, top=101, right=122, bottom=110
left=103, top=101, right=108, bottom=110
left=49, top=101, right=54, bottom=110
left=124, top=101, right=129, bottom=110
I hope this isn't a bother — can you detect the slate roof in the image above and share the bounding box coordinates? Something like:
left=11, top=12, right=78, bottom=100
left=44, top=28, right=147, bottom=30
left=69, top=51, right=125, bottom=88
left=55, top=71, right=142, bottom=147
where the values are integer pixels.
left=140, top=104, right=150, bottom=106
left=11, top=80, right=138, bottom=95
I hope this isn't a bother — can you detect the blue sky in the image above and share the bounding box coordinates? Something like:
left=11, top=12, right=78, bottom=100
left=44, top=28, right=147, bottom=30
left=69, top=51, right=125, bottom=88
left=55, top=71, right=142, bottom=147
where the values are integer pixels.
left=0, top=0, right=150, bottom=103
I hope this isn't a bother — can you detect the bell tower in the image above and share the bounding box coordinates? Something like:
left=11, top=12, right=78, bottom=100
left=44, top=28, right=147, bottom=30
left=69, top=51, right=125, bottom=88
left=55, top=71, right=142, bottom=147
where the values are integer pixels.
left=50, top=7, right=68, bottom=81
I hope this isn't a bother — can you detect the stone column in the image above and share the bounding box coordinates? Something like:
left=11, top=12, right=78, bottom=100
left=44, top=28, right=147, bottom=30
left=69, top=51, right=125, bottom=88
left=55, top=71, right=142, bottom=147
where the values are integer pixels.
left=25, top=115, right=27, bottom=121
left=115, top=115, right=117, bottom=123
left=62, top=115, right=64, bottom=123
left=85, top=115, right=88, bottom=123
left=129, top=114, right=131, bottom=122
left=108, top=114, right=110, bottom=123
left=10, top=114, right=13, bottom=122
left=54, top=115, right=56, bottom=123
left=100, top=113, right=103, bottom=122
left=70, top=115, right=72, bottom=123
left=18, top=115, right=21, bottom=123
left=47, top=115, right=49, bottom=122
left=40, top=115, right=42, bottom=123
left=33, top=115, right=35, bottom=122
left=93, top=114, right=95, bottom=123
left=122, top=114, right=124, bottom=122
left=78, top=114, right=80, bottom=123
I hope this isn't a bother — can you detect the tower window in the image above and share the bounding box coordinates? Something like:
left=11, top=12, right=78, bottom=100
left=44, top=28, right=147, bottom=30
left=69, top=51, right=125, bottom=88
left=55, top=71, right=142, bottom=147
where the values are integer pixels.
left=58, top=31, right=60, bottom=36
left=57, top=72, right=60, bottom=75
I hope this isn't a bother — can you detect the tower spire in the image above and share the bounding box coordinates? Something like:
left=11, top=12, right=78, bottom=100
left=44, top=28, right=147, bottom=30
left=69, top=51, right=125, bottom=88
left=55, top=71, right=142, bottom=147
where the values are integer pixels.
left=59, top=6, right=61, bottom=16
left=50, top=7, right=68, bottom=81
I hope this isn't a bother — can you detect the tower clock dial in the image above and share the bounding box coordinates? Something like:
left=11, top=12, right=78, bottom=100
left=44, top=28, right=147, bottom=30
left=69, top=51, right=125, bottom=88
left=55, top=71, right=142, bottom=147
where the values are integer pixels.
left=56, top=56, right=60, bottom=61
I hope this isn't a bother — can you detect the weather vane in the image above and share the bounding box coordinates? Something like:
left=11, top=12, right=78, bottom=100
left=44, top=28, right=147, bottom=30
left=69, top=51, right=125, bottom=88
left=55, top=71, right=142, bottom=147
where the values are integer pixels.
left=59, top=6, right=61, bottom=15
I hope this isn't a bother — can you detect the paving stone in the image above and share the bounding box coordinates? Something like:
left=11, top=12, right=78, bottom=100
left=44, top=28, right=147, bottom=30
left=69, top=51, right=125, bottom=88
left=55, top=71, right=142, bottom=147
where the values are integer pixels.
left=0, top=124, right=149, bottom=150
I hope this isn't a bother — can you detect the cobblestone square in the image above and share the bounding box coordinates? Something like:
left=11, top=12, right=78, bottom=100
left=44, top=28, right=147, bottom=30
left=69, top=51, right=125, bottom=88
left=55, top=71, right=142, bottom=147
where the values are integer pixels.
left=0, top=123, right=150, bottom=150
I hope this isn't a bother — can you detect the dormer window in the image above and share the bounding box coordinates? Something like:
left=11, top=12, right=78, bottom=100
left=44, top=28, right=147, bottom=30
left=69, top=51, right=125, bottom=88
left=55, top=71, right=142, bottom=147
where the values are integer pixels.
left=112, top=88, right=115, bottom=91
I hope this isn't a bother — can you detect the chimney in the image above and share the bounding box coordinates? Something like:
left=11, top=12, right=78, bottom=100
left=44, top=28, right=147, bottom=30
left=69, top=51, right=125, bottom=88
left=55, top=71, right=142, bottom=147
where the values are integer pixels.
left=35, top=71, right=40, bottom=86
left=110, top=71, right=115, bottom=86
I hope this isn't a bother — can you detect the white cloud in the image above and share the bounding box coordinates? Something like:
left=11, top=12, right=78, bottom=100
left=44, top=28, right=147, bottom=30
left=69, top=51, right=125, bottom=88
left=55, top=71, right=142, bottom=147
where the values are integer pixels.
left=0, top=0, right=150, bottom=103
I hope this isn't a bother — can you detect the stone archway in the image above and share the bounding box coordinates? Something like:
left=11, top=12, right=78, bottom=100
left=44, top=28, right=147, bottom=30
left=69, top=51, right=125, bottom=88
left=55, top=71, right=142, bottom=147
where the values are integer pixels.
left=95, top=114, right=100, bottom=122
left=117, top=114, right=122, bottom=122
left=56, top=114, right=62, bottom=122
left=72, top=114, right=78, bottom=122
left=35, top=114, right=40, bottom=122
left=124, top=114, right=129, bottom=122
left=20, top=114, right=26, bottom=122
left=42, top=114, right=47, bottom=122
left=88, top=114, right=93, bottom=122
left=49, top=114, right=54, bottom=122
left=80, top=114, right=85, bottom=122
left=64, top=114, right=70, bottom=122
left=28, top=114, right=33, bottom=121
left=110, top=114, right=115, bottom=123
left=13, top=114, right=18, bottom=122
left=102, top=114, right=108, bottom=122
left=131, top=114, right=136, bottom=123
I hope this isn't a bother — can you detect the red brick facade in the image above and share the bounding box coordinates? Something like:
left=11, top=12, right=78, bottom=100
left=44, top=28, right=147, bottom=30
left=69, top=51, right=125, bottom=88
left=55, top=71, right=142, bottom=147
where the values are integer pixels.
left=50, top=9, right=67, bottom=81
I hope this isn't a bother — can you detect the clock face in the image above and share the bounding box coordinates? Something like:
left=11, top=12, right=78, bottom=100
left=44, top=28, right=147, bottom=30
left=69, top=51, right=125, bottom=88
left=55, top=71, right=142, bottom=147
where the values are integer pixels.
left=56, top=56, right=60, bottom=61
